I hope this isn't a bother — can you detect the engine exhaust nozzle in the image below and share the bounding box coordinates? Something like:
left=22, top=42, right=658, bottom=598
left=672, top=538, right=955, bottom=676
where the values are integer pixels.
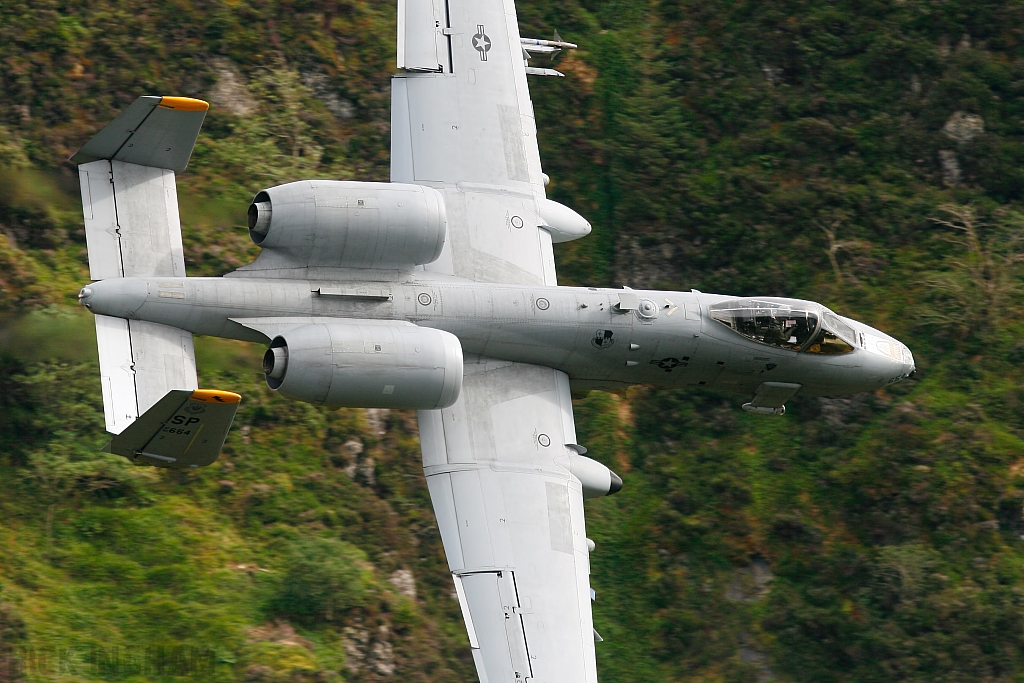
left=248, top=200, right=272, bottom=237
left=263, top=345, right=288, bottom=384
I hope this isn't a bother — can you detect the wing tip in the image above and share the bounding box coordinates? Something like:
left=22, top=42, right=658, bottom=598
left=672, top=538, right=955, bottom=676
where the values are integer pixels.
left=191, top=388, right=242, bottom=404
left=69, top=95, right=209, bottom=166
left=158, top=96, right=210, bottom=112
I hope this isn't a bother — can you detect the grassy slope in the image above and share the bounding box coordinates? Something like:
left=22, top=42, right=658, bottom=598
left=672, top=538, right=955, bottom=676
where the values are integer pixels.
left=3, top=0, right=1024, bottom=681
left=0, top=315, right=476, bottom=683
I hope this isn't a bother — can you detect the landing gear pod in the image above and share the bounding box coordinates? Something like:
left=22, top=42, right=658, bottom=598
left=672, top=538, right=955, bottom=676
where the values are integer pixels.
left=263, top=321, right=463, bottom=410
left=563, top=446, right=623, bottom=499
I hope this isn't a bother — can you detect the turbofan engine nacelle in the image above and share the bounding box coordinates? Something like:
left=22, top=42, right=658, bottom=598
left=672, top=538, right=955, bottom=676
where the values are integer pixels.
left=263, top=322, right=463, bottom=410
left=248, top=180, right=447, bottom=270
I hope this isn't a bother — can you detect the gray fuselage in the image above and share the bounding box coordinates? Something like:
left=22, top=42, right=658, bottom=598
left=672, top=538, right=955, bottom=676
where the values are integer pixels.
left=80, top=274, right=915, bottom=400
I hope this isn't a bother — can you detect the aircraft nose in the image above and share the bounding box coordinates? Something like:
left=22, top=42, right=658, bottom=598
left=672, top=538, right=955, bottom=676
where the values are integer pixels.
left=840, top=316, right=915, bottom=387
left=864, top=339, right=915, bottom=388
left=901, top=343, right=917, bottom=378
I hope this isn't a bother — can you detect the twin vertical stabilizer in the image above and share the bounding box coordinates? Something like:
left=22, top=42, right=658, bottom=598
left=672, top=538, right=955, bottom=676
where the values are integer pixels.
left=105, top=389, right=241, bottom=469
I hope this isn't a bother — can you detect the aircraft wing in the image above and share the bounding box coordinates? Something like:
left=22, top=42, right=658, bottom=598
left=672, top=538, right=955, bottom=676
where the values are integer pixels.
left=392, top=0, right=584, bottom=286
left=394, top=1, right=603, bottom=680
left=418, top=360, right=599, bottom=683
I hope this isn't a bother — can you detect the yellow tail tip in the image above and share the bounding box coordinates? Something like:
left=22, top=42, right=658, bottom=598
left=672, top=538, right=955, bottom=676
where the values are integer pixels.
left=158, top=96, right=210, bottom=112
left=190, top=389, right=242, bottom=404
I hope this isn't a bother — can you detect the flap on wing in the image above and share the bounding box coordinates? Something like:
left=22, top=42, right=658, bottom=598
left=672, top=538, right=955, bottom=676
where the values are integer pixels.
left=458, top=571, right=534, bottom=679
left=106, top=388, right=241, bottom=469
left=450, top=574, right=480, bottom=649
left=397, top=0, right=445, bottom=72
left=71, top=96, right=208, bottom=172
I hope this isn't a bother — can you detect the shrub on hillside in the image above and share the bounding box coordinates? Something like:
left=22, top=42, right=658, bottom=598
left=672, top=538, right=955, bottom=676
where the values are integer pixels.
left=269, top=537, right=371, bottom=627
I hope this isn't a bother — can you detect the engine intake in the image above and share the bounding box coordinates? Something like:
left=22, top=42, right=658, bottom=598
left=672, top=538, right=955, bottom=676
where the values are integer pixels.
left=248, top=180, right=447, bottom=270
left=264, top=321, right=462, bottom=410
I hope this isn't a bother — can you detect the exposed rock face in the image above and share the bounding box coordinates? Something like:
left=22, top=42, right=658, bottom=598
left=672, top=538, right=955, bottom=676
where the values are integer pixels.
left=909, top=74, right=922, bottom=96
left=942, top=111, right=985, bottom=144
left=760, top=64, right=782, bottom=85
left=725, top=556, right=774, bottom=603
left=370, top=631, right=395, bottom=676
left=727, top=562, right=777, bottom=682
left=340, top=439, right=364, bottom=479
left=342, top=623, right=395, bottom=675
left=938, top=149, right=962, bottom=187
left=342, top=626, right=369, bottom=672
left=738, top=632, right=775, bottom=682
left=301, top=70, right=355, bottom=121
left=388, top=569, right=417, bottom=600
left=937, top=111, right=983, bottom=187
left=208, top=58, right=258, bottom=116
left=365, top=409, right=389, bottom=435
left=358, top=456, right=376, bottom=486
left=338, top=437, right=375, bottom=485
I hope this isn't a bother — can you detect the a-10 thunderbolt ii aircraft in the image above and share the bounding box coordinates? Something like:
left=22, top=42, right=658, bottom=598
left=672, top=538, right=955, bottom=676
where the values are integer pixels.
left=71, top=0, right=915, bottom=679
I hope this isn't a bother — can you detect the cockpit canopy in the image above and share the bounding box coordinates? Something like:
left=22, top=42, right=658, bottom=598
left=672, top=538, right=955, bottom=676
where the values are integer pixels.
left=708, top=298, right=857, bottom=354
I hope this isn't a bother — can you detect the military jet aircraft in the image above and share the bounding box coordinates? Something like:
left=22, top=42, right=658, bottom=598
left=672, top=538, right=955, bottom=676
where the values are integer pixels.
left=71, top=0, right=915, bottom=680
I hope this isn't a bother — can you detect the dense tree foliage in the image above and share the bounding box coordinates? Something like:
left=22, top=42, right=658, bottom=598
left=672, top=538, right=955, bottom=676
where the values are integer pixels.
left=1, top=0, right=1023, bottom=681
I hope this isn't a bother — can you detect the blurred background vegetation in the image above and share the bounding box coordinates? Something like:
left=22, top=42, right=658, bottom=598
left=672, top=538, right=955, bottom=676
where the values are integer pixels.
left=2, top=0, right=1024, bottom=681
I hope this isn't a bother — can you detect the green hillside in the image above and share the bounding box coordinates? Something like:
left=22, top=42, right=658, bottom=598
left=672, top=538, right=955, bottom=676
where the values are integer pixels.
left=2, top=1, right=1024, bottom=681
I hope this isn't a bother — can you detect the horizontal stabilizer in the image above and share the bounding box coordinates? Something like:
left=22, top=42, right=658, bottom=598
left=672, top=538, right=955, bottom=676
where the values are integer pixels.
left=106, top=389, right=241, bottom=469
left=71, top=96, right=209, bottom=173
left=95, top=315, right=198, bottom=434
left=79, top=160, right=187, bottom=279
